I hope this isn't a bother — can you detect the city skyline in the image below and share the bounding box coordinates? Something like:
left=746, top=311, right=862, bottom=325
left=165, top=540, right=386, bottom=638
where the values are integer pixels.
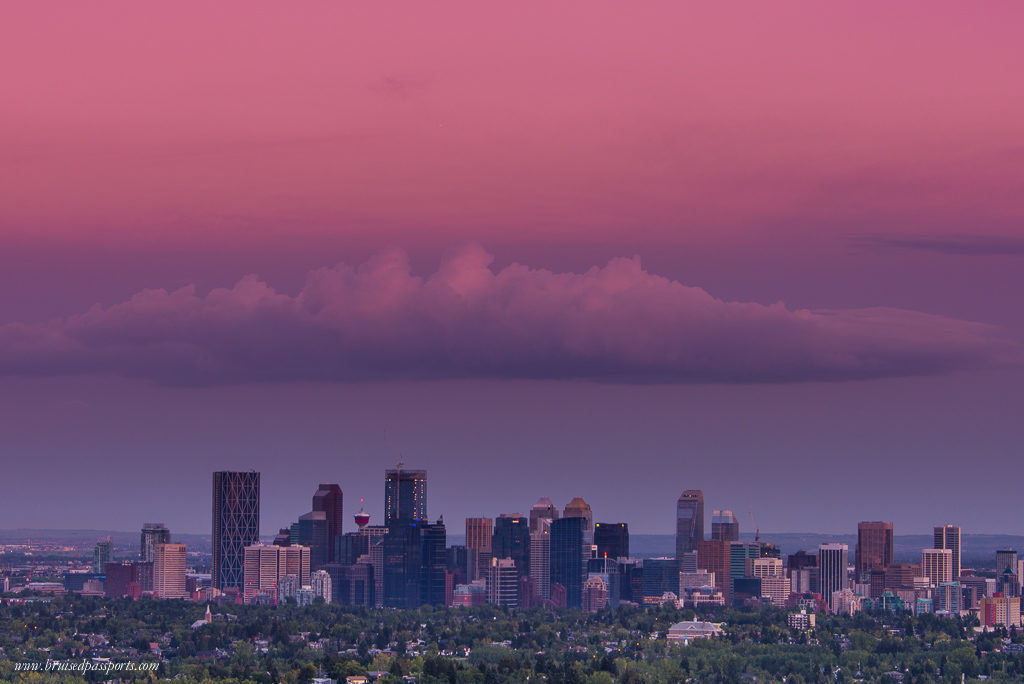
left=2, top=1, right=1024, bottom=536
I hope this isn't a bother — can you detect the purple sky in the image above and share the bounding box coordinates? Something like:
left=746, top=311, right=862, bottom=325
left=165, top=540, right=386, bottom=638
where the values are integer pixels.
left=1, top=1, right=1023, bottom=535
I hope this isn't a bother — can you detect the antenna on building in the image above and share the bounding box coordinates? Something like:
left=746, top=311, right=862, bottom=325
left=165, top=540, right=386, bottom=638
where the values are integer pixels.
left=748, top=507, right=759, bottom=544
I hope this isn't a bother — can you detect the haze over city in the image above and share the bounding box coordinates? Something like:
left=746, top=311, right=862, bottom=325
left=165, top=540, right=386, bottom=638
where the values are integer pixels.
left=2, top=0, right=1024, bottom=536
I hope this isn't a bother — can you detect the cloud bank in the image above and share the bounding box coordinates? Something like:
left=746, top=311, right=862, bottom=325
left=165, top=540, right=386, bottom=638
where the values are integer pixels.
left=0, top=245, right=1013, bottom=385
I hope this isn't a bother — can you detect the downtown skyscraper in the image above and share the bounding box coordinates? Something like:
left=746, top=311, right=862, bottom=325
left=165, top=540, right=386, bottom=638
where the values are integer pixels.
left=934, top=524, right=962, bottom=579
left=213, top=471, right=261, bottom=592
left=675, top=489, right=704, bottom=559
left=384, top=466, right=427, bottom=524
left=312, top=483, right=343, bottom=562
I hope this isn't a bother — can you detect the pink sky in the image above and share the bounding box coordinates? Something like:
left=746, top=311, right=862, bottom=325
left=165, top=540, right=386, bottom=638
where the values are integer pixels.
left=1, top=1, right=1023, bottom=534
left=3, top=1, right=1023, bottom=251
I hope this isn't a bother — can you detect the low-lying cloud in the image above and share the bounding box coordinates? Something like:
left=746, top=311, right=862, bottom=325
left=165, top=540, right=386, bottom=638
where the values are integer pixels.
left=0, top=245, right=1013, bottom=385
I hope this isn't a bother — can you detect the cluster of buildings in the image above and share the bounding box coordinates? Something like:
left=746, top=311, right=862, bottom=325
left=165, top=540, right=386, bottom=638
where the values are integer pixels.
left=5, top=470, right=1022, bottom=630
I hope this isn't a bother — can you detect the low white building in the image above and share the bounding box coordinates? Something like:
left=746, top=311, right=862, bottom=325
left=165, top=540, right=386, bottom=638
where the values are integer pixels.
left=666, top=618, right=725, bottom=645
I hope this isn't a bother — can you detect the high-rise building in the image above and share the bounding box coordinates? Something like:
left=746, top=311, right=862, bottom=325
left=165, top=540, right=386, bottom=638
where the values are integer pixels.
left=934, top=525, right=961, bottom=579
left=676, top=490, right=704, bottom=559
left=730, top=541, right=761, bottom=590
left=382, top=521, right=422, bottom=608
left=312, top=484, right=343, bottom=562
left=420, top=518, right=448, bottom=606
left=104, top=562, right=138, bottom=599
left=297, top=511, right=330, bottom=570
left=486, top=557, right=519, bottom=607
left=583, top=575, right=609, bottom=612
left=563, top=497, right=594, bottom=546
left=996, top=548, right=1018, bottom=574
left=140, top=524, right=171, bottom=563
left=153, top=543, right=187, bottom=599
left=594, top=522, right=629, bottom=561
left=921, top=548, right=953, bottom=587
left=465, top=517, right=494, bottom=580
left=493, top=514, right=530, bottom=577
left=93, top=539, right=113, bottom=574
left=384, top=466, right=426, bottom=524
left=529, top=497, right=560, bottom=534
left=550, top=516, right=587, bottom=609
left=711, top=510, right=739, bottom=543
left=698, top=539, right=732, bottom=599
left=530, top=518, right=552, bottom=601
left=752, top=557, right=783, bottom=578
left=818, top=543, right=849, bottom=611
left=242, top=544, right=311, bottom=603
left=212, top=471, right=261, bottom=592
left=855, top=522, right=894, bottom=576
left=311, top=569, right=332, bottom=604
left=324, top=561, right=375, bottom=606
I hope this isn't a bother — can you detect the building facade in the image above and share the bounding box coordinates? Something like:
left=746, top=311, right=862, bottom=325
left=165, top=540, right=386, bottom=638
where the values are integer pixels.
left=212, top=471, right=261, bottom=592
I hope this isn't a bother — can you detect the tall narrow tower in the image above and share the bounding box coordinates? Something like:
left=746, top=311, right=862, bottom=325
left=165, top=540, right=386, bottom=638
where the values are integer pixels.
left=212, top=471, right=260, bottom=592
left=384, top=462, right=427, bottom=524
left=313, top=483, right=343, bottom=562
left=676, top=490, right=704, bottom=560
left=934, top=525, right=961, bottom=579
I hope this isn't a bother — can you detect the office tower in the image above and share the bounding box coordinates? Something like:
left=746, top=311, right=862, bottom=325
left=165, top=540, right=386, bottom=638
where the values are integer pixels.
left=529, top=497, right=560, bottom=533
left=530, top=518, right=552, bottom=601
left=420, top=518, right=448, bottom=606
left=979, top=595, right=1023, bottom=628
left=311, top=569, right=332, bottom=604
left=641, top=558, right=679, bottom=599
left=93, top=538, right=113, bottom=574
left=153, top=543, right=188, bottom=599
left=996, top=548, right=1018, bottom=573
left=336, top=532, right=371, bottom=566
left=493, top=514, right=530, bottom=576
left=921, top=548, right=953, bottom=587
left=312, top=484, right=343, bottom=562
left=550, top=516, right=587, bottom=609
left=594, top=522, right=629, bottom=560
left=676, top=490, right=704, bottom=559
left=935, top=581, right=962, bottom=613
left=679, top=550, right=699, bottom=573
left=583, top=576, right=609, bottom=611
left=563, top=497, right=594, bottom=546
left=242, top=543, right=311, bottom=603
left=698, top=539, right=732, bottom=599
left=730, top=541, right=761, bottom=587
left=752, top=557, right=783, bottom=578
left=212, top=471, right=260, bottom=592
left=934, top=525, right=961, bottom=579
left=856, top=522, right=894, bottom=576
left=140, top=523, right=171, bottom=563
left=325, top=562, right=375, bottom=606
left=384, top=466, right=427, bottom=524
left=487, top=557, right=519, bottom=607
left=465, top=517, right=494, bottom=580
left=711, top=510, right=739, bottom=543
left=273, top=528, right=291, bottom=546
left=104, top=562, right=138, bottom=599
left=298, top=511, right=330, bottom=570
left=818, top=543, right=849, bottom=611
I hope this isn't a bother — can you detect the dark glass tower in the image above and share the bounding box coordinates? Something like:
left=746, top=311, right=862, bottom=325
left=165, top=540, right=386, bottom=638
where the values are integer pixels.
left=384, top=466, right=427, bottom=524
left=594, top=522, right=629, bottom=560
left=492, top=514, right=530, bottom=576
left=711, top=509, right=739, bottom=543
left=382, top=521, right=422, bottom=608
left=140, top=523, right=171, bottom=563
left=419, top=518, right=448, bottom=606
left=312, top=483, right=343, bottom=562
left=675, top=490, right=704, bottom=559
left=212, top=471, right=260, bottom=591
left=550, top=516, right=587, bottom=609
left=298, top=510, right=330, bottom=570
